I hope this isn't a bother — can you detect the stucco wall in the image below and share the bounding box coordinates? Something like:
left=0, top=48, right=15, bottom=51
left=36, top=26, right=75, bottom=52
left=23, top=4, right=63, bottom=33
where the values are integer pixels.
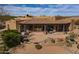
left=5, top=20, right=17, bottom=30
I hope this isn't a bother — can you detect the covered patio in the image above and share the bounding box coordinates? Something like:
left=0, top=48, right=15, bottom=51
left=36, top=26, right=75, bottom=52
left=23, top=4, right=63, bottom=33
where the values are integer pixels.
left=19, top=24, right=70, bottom=32
left=17, top=18, right=71, bottom=32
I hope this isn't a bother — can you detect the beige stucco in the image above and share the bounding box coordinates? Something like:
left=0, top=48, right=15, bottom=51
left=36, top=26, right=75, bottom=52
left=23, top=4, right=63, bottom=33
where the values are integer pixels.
left=5, top=20, right=17, bottom=30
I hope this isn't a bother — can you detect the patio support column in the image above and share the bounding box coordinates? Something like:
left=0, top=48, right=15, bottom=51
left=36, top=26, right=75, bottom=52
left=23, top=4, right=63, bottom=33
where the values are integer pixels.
left=63, top=24, right=65, bottom=32
left=57, top=25, right=59, bottom=31
left=32, top=24, right=34, bottom=31
left=54, top=25, right=55, bottom=31
left=24, top=25, right=26, bottom=32
left=44, top=25, right=46, bottom=31
left=54, top=25, right=56, bottom=31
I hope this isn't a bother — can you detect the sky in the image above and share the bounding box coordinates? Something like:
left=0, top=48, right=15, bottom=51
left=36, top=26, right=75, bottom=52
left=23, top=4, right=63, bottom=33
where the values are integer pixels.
left=0, top=4, right=79, bottom=16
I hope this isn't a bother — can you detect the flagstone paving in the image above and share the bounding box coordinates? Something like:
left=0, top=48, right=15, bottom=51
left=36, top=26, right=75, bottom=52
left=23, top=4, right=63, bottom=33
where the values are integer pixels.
left=10, top=32, right=79, bottom=54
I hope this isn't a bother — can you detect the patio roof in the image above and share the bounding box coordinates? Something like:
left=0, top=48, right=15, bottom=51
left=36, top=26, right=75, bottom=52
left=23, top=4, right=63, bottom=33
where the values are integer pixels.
left=17, top=17, right=71, bottom=25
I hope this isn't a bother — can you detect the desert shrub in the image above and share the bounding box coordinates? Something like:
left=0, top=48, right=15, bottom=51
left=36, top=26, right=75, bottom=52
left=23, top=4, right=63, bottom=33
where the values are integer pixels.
left=66, top=32, right=77, bottom=44
left=77, top=44, right=79, bottom=49
left=1, top=30, right=21, bottom=48
left=51, top=39, right=55, bottom=43
left=35, top=44, right=42, bottom=50
left=66, top=43, right=72, bottom=47
left=34, top=42, right=39, bottom=44
left=65, top=32, right=78, bottom=47
left=70, top=32, right=77, bottom=38
left=65, top=36, right=73, bottom=47
left=78, top=26, right=79, bottom=29
left=75, top=41, right=78, bottom=44
left=69, top=33, right=76, bottom=42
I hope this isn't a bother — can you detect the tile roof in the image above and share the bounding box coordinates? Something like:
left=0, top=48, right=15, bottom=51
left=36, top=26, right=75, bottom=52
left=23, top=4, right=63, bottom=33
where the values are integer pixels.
left=17, top=17, right=71, bottom=24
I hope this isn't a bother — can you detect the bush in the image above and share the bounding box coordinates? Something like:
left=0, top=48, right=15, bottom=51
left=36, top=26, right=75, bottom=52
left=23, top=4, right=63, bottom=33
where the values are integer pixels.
left=66, top=32, right=76, bottom=44
left=51, top=39, right=55, bottom=43
left=77, top=44, right=79, bottom=49
left=69, top=33, right=76, bottom=42
left=65, top=36, right=73, bottom=47
left=1, top=30, right=21, bottom=48
left=66, top=43, right=72, bottom=47
left=34, top=42, right=39, bottom=44
left=35, top=44, right=42, bottom=50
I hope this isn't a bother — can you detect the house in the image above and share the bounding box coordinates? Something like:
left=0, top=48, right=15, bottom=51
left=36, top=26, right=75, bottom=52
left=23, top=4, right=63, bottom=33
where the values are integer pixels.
left=5, top=16, right=79, bottom=32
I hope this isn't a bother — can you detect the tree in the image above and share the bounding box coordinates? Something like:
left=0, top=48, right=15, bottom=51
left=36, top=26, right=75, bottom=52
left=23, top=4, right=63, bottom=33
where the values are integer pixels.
left=26, top=14, right=33, bottom=17
left=1, top=30, right=21, bottom=48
